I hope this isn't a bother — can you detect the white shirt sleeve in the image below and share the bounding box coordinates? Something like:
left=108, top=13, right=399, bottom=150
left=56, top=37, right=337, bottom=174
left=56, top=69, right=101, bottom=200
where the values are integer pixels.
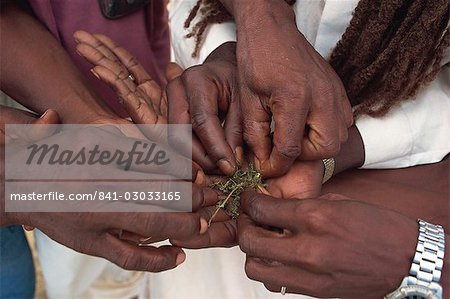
left=357, top=64, right=450, bottom=169
left=168, top=0, right=236, bottom=68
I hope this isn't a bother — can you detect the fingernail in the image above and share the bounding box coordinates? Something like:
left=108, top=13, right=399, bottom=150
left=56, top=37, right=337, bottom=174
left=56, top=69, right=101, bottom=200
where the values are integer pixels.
left=254, top=156, right=262, bottom=172
left=199, top=218, right=208, bottom=234
left=175, top=252, right=186, bottom=266
left=194, top=169, right=205, bottom=186
left=235, top=146, right=244, bottom=166
left=39, top=110, right=49, bottom=119
left=217, top=159, right=235, bottom=175
left=90, top=69, right=100, bottom=79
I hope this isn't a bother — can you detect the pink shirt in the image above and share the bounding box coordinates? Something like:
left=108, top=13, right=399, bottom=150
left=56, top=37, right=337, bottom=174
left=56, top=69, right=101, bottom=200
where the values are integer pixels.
left=28, top=0, right=170, bottom=117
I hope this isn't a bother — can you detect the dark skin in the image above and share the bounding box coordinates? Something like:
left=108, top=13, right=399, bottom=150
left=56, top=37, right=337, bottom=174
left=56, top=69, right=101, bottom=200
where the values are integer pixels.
left=75, top=32, right=449, bottom=297
left=239, top=159, right=450, bottom=298
left=1, top=4, right=225, bottom=271
left=0, top=105, right=225, bottom=272
left=189, top=0, right=354, bottom=177
left=0, top=3, right=117, bottom=124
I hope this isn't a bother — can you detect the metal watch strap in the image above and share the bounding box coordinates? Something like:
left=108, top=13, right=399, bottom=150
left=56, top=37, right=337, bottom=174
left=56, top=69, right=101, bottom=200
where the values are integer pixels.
left=322, top=157, right=335, bottom=183
left=406, top=219, right=445, bottom=290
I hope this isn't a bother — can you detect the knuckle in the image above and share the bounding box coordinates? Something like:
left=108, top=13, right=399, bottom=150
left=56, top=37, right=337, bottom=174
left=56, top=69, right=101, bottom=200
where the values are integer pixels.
left=298, top=244, right=326, bottom=270
left=276, top=143, right=301, bottom=159
left=126, top=55, right=139, bottom=68
left=238, top=229, right=254, bottom=254
left=244, top=258, right=260, bottom=280
left=115, top=249, right=138, bottom=270
left=191, top=111, right=209, bottom=131
left=147, top=254, right=171, bottom=273
left=247, top=199, right=266, bottom=223
left=298, top=203, right=330, bottom=233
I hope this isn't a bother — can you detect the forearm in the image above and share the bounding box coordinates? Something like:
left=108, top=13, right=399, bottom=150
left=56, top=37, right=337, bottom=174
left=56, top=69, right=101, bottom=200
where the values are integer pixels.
left=0, top=3, right=115, bottom=124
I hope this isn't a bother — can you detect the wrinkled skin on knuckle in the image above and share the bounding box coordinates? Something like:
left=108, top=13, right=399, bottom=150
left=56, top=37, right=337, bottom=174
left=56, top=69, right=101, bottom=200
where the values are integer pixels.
left=114, top=247, right=139, bottom=270
left=238, top=228, right=255, bottom=254
left=275, top=141, right=301, bottom=160
left=295, top=201, right=331, bottom=234
left=316, top=136, right=340, bottom=157
left=244, top=258, right=262, bottom=281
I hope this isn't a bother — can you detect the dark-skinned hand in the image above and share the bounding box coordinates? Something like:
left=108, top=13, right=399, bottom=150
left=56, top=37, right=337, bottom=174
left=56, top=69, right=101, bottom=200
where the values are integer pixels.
left=74, top=31, right=238, bottom=248
left=217, top=1, right=353, bottom=177
left=238, top=190, right=419, bottom=298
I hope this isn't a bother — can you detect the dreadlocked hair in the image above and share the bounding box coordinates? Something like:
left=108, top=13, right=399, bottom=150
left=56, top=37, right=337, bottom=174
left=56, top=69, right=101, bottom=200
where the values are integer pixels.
left=185, top=0, right=450, bottom=117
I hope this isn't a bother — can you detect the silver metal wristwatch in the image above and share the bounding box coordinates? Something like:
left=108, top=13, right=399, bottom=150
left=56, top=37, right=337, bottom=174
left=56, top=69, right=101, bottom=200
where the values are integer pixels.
left=385, top=219, right=445, bottom=299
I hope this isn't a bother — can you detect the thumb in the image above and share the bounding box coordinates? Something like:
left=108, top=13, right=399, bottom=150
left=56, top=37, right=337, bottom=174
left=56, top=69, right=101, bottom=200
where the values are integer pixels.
left=25, top=109, right=61, bottom=142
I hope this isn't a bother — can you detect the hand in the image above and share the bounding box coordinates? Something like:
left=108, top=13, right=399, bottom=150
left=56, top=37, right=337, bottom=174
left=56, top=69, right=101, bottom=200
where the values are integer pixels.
left=266, top=160, right=323, bottom=199
left=73, top=31, right=237, bottom=249
left=16, top=183, right=215, bottom=273
left=74, top=30, right=169, bottom=126
left=230, top=2, right=353, bottom=177
left=167, top=42, right=241, bottom=175
left=1, top=113, right=220, bottom=272
left=238, top=190, right=418, bottom=298
left=171, top=205, right=238, bottom=249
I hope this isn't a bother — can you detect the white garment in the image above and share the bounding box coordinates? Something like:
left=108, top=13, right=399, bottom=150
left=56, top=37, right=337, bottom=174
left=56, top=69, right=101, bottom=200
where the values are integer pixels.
left=169, top=0, right=450, bottom=169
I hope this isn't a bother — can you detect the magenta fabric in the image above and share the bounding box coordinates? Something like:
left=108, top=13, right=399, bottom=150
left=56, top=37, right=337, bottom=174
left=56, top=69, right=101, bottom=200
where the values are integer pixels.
left=28, top=0, right=170, bottom=117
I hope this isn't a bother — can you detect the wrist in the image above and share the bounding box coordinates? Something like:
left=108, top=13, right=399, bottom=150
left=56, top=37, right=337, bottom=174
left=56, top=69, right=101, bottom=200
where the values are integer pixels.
left=60, top=91, right=118, bottom=124
left=333, top=126, right=365, bottom=175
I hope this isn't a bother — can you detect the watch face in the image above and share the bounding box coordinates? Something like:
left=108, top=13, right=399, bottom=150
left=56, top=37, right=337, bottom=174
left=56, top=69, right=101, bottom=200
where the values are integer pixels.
left=387, top=285, right=439, bottom=299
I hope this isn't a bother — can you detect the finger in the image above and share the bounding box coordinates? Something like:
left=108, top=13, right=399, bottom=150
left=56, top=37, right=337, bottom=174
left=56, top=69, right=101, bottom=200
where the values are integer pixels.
left=192, top=185, right=220, bottom=211
left=91, top=66, right=165, bottom=125
left=119, top=212, right=207, bottom=241
left=33, top=109, right=60, bottom=125
left=99, top=233, right=185, bottom=272
left=94, top=33, right=164, bottom=115
left=171, top=220, right=237, bottom=248
left=224, top=98, right=243, bottom=166
left=166, top=62, right=184, bottom=81
left=238, top=214, right=291, bottom=260
left=240, top=93, right=272, bottom=175
left=94, top=34, right=153, bottom=87
left=264, top=98, right=304, bottom=176
left=184, top=74, right=236, bottom=175
left=245, top=257, right=327, bottom=297
left=5, top=110, right=61, bottom=144
left=166, top=78, right=216, bottom=171
left=26, top=109, right=60, bottom=141
left=196, top=206, right=230, bottom=223
left=299, top=93, right=341, bottom=160
left=74, top=30, right=118, bottom=62
left=240, top=189, right=300, bottom=230
left=76, top=42, right=131, bottom=85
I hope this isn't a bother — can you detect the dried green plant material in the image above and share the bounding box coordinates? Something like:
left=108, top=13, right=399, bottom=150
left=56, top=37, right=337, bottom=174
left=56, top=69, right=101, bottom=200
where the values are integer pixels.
left=209, top=165, right=266, bottom=226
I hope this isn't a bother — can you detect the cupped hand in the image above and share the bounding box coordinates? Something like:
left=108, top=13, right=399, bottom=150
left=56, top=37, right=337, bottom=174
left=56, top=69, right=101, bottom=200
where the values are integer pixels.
left=237, top=190, right=418, bottom=298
